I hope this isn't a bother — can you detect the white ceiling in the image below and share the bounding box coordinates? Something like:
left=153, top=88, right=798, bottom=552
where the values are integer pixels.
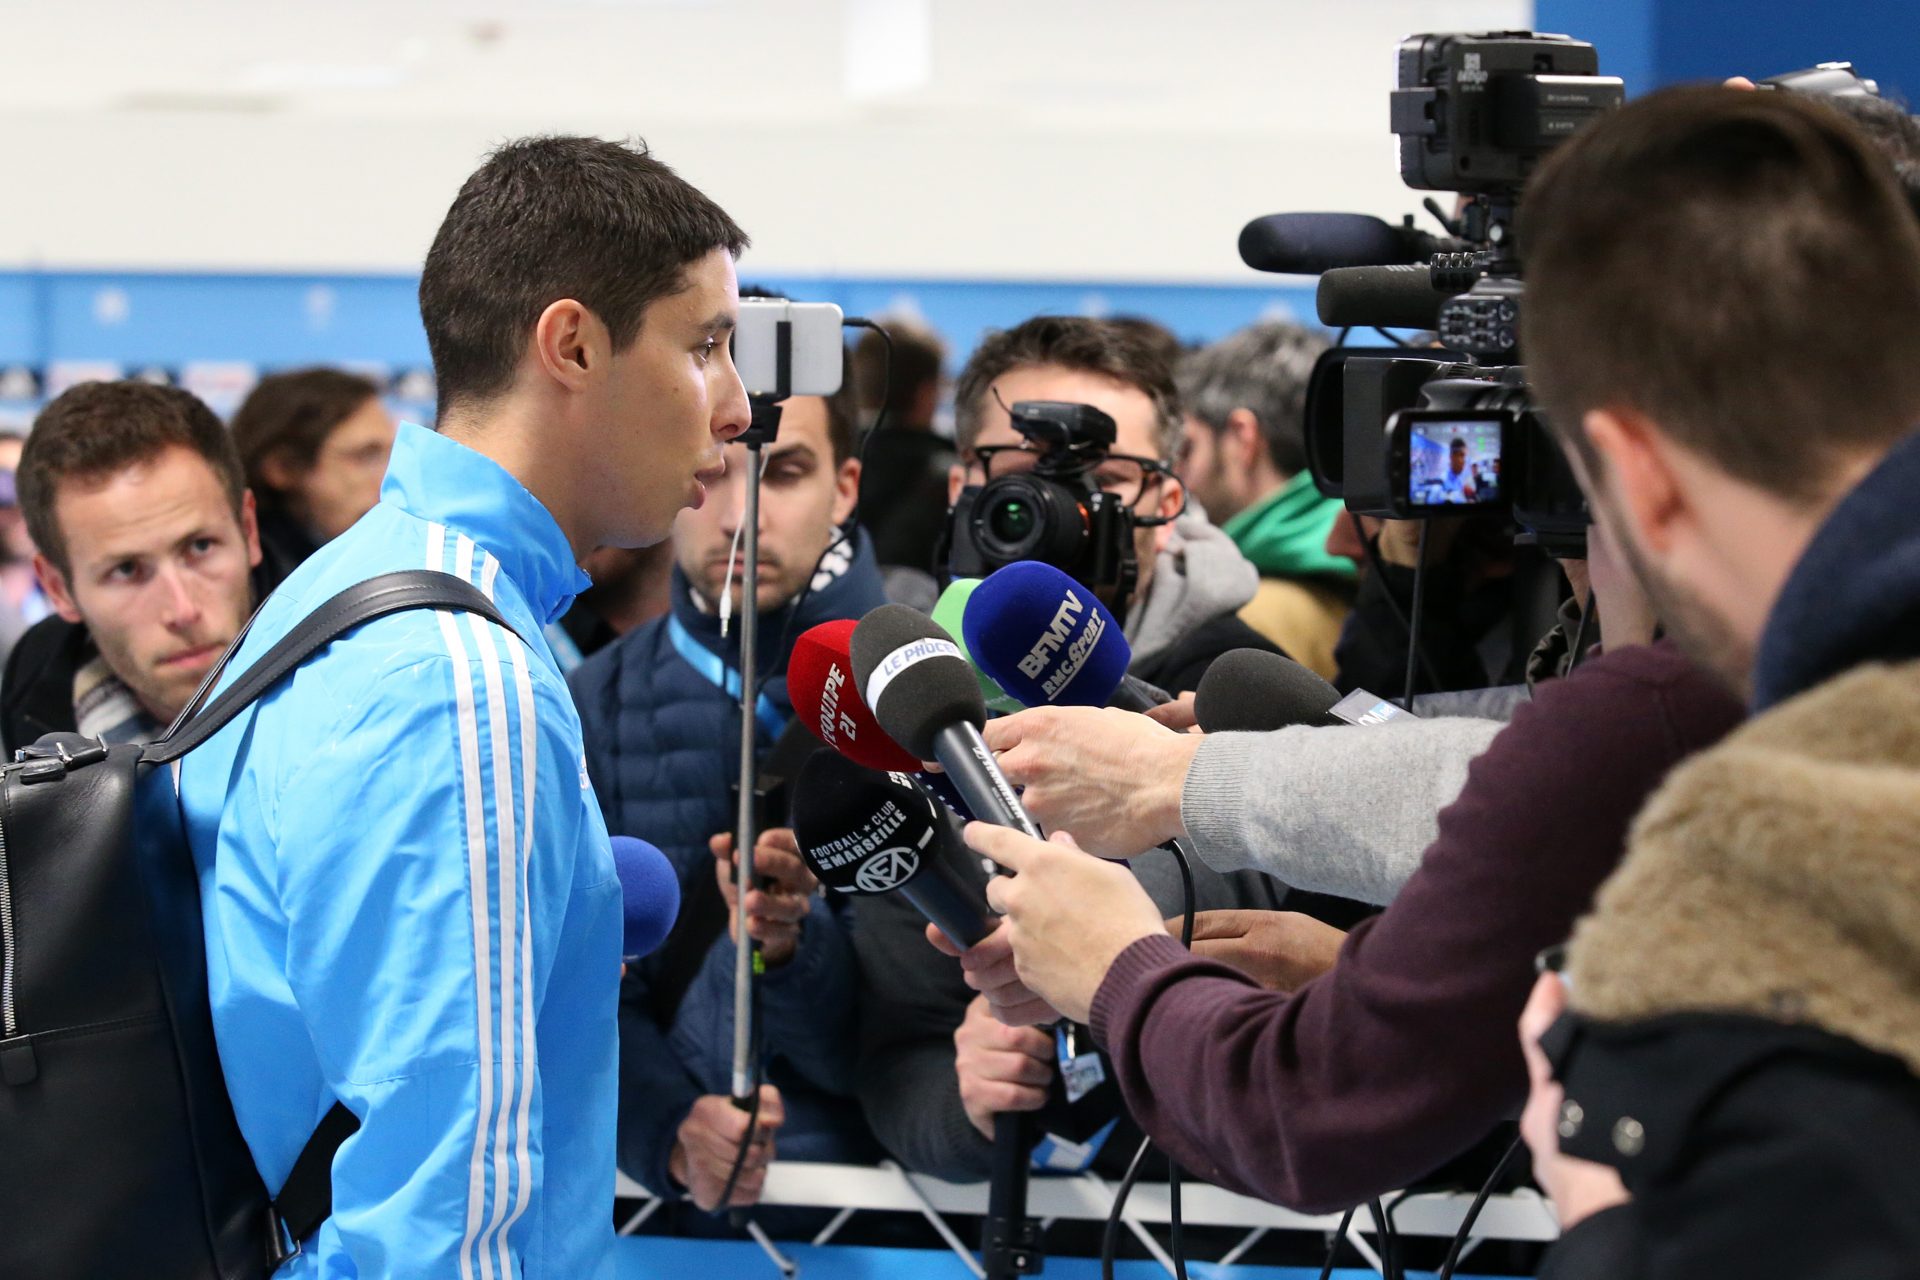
left=0, top=0, right=1534, bottom=276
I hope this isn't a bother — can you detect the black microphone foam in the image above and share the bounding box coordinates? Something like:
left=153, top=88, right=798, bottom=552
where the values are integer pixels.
left=1315, top=263, right=1458, bottom=330
left=790, top=751, right=994, bottom=949
left=849, top=604, right=984, bottom=761
left=1193, top=648, right=1343, bottom=733
left=1239, top=212, right=1459, bottom=275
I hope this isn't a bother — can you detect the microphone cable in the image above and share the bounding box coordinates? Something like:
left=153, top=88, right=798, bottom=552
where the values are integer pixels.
left=1351, top=512, right=1443, bottom=692
left=1435, top=1134, right=1523, bottom=1280
left=1316, top=1206, right=1359, bottom=1280
left=1401, top=521, right=1430, bottom=712
left=1100, top=840, right=1196, bottom=1280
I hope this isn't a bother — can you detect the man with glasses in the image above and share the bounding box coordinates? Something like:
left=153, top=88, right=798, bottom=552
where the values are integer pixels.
left=943, top=316, right=1278, bottom=694
left=852, top=316, right=1293, bottom=1185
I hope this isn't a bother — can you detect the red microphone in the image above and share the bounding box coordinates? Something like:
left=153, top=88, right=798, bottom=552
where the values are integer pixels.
left=789, top=619, right=923, bottom=773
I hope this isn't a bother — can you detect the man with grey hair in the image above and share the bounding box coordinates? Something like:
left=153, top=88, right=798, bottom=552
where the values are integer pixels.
left=1176, top=321, right=1353, bottom=677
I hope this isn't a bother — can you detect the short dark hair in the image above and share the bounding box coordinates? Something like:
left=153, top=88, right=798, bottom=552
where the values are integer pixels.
left=230, top=367, right=381, bottom=496
left=822, top=350, right=859, bottom=466
left=853, top=318, right=945, bottom=423
left=420, top=136, right=748, bottom=413
left=953, top=316, right=1182, bottom=459
left=1827, top=93, right=1920, bottom=218
left=1176, top=320, right=1328, bottom=477
left=1520, top=87, right=1920, bottom=503
left=19, top=381, right=246, bottom=576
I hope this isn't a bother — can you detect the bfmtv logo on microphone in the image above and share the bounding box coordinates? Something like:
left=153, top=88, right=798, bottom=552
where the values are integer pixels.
left=1016, top=587, right=1106, bottom=700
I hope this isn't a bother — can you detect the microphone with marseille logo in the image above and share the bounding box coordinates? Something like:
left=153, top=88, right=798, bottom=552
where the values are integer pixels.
left=849, top=605, right=1042, bottom=838
left=609, top=836, right=681, bottom=963
left=789, top=751, right=994, bottom=950
left=1192, top=648, right=1419, bottom=732
left=961, top=561, right=1171, bottom=712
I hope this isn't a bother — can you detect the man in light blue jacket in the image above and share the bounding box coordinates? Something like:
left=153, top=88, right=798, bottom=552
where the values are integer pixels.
left=179, top=136, right=752, bottom=1278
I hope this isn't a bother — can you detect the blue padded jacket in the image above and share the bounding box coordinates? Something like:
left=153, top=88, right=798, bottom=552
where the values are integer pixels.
left=179, top=424, right=620, bottom=1280
left=568, top=533, right=887, bottom=1198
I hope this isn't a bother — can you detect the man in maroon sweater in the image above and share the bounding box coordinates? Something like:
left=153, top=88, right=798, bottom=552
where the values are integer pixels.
left=953, top=545, right=1745, bottom=1211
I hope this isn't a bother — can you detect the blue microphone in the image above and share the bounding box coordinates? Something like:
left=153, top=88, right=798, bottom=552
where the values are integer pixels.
left=610, top=836, right=680, bottom=962
left=962, top=561, right=1169, bottom=712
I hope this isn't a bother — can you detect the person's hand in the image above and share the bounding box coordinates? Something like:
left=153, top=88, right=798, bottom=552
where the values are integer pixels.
left=711, top=828, right=816, bottom=969
left=1145, top=691, right=1200, bottom=733
left=1519, top=973, right=1631, bottom=1230
left=969, top=824, right=1167, bottom=1025
left=954, top=994, right=1055, bottom=1140
left=926, top=919, right=1062, bottom=1026
left=980, top=706, right=1198, bottom=857
left=669, top=1087, right=785, bottom=1211
left=1180, top=909, right=1346, bottom=993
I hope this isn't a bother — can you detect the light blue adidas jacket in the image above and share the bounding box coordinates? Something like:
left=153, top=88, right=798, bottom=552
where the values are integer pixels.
left=180, top=423, right=621, bottom=1280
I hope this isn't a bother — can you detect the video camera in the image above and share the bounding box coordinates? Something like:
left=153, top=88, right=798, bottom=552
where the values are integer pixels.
left=1253, top=35, right=1889, bottom=558
left=1280, top=31, right=1625, bottom=556
left=945, top=399, right=1175, bottom=615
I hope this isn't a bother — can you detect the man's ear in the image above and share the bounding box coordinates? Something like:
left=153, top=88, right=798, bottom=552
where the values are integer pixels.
left=1153, top=472, right=1186, bottom=528
left=239, top=489, right=263, bottom=570
left=946, top=462, right=966, bottom=508
left=1583, top=406, right=1686, bottom=556
left=531, top=299, right=604, bottom=392
left=35, top=552, right=81, bottom=624
left=257, top=449, right=301, bottom=493
left=1224, top=408, right=1263, bottom=470
left=832, top=457, right=862, bottom=527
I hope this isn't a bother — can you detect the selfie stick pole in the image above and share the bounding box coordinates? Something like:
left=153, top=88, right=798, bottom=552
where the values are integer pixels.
left=728, top=320, right=789, bottom=1225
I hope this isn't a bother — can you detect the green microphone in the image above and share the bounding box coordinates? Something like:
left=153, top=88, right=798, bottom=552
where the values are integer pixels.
left=931, top=578, right=1025, bottom=715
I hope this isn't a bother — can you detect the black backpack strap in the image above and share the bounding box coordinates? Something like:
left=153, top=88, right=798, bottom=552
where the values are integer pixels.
left=140, top=569, right=520, bottom=1257
left=270, top=1102, right=361, bottom=1253
left=146, top=570, right=516, bottom=766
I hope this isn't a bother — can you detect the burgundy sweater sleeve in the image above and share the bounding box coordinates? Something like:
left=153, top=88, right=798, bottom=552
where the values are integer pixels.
left=1089, top=642, right=1746, bottom=1212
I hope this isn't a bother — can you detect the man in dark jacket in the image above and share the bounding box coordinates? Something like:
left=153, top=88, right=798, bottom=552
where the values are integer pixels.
left=1503, top=87, right=1920, bottom=1276
left=944, top=316, right=1281, bottom=694
left=569, top=376, right=886, bottom=1224
left=3, top=382, right=275, bottom=755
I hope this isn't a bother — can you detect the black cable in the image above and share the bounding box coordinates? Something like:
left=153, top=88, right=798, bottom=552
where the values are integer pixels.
left=1353, top=512, right=1444, bottom=692
left=1100, top=842, right=1195, bottom=1280
left=1436, top=1135, right=1524, bottom=1280
left=1369, top=1198, right=1399, bottom=1280
left=1565, top=586, right=1595, bottom=675
left=1401, top=521, right=1429, bottom=712
left=843, top=315, right=893, bottom=538
left=1317, top=1206, right=1358, bottom=1280
left=1100, top=1134, right=1154, bottom=1280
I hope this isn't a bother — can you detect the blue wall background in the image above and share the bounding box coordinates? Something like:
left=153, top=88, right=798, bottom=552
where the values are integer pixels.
left=0, top=0, right=1904, bottom=424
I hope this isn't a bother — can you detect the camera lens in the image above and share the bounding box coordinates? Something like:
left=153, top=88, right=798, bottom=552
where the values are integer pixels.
left=988, top=497, right=1037, bottom=544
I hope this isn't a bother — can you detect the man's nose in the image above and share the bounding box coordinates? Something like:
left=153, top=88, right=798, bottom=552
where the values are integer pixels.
left=157, top=565, right=204, bottom=630
left=714, top=361, right=752, bottom=444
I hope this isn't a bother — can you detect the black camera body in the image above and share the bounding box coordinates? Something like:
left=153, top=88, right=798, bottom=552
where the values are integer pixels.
left=946, top=400, right=1141, bottom=609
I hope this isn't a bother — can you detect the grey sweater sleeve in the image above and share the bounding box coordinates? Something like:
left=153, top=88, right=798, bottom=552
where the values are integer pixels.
left=1179, top=716, right=1508, bottom=905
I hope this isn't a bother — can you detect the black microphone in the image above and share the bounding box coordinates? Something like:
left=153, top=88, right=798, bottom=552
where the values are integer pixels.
left=1195, top=649, right=1417, bottom=732
left=1315, top=263, right=1460, bottom=330
left=1238, top=212, right=1465, bottom=275
left=790, top=751, right=994, bottom=949
left=849, top=604, right=1043, bottom=838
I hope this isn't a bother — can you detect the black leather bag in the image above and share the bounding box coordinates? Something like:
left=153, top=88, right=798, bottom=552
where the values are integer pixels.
left=0, top=571, right=512, bottom=1279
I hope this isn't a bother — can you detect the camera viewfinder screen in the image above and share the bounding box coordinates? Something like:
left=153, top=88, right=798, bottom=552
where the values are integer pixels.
left=1408, top=419, right=1502, bottom=507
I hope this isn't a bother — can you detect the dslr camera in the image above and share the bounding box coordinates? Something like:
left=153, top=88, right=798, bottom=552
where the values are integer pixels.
left=945, top=399, right=1174, bottom=613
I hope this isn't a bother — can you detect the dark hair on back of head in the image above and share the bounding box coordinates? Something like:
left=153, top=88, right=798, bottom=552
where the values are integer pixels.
left=230, top=367, right=381, bottom=497
left=420, top=136, right=748, bottom=415
left=953, top=316, right=1182, bottom=459
left=1825, top=93, right=1920, bottom=219
left=19, top=381, right=246, bottom=576
left=1519, top=86, right=1920, bottom=503
left=853, top=319, right=945, bottom=423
